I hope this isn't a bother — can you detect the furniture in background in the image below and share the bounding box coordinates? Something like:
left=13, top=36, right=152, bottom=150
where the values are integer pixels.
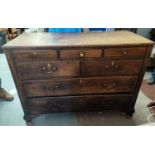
left=0, top=29, right=11, bottom=41
left=3, top=31, right=154, bottom=125
left=115, top=28, right=137, bottom=33
left=0, top=32, right=7, bottom=53
left=0, top=28, right=22, bottom=41
left=7, top=28, right=18, bottom=40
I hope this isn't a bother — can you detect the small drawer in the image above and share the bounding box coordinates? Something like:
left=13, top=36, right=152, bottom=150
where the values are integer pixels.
left=13, top=49, right=57, bottom=60
left=60, top=49, right=102, bottom=59
left=104, top=47, right=147, bottom=58
left=23, top=76, right=138, bottom=98
left=27, top=94, right=132, bottom=114
left=16, top=61, right=80, bottom=80
left=82, top=59, right=143, bottom=76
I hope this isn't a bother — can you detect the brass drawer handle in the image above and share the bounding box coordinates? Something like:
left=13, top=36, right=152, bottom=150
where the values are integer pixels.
left=105, top=61, right=119, bottom=70
left=32, top=52, right=37, bottom=58
left=44, top=85, right=51, bottom=90
left=102, top=101, right=106, bottom=105
left=114, top=64, right=119, bottom=69
left=42, top=67, right=47, bottom=71
left=80, top=52, right=84, bottom=58
left=79, top=98, right=83, bottom=102
left=103, top=82, right=117, bottom=88
left=122, top=50, right=127, bottom=55
left=52, top=66, right=57, bottom=71
left=42, top=64, right=57, bottom=73
left=109, top=101, right=114, bottom=104
left=105, top=65, right=110, bottom=69
left=111, top=82, right=116, bottom=87
left=44, top=85, right=60, bottom=90
left=103, top=83, right=108, bottom=87
left=101, top=101, right=113, bottom=105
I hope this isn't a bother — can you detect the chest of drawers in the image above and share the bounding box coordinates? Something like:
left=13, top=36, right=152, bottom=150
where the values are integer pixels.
left=3, top=31, right=154, bottom=125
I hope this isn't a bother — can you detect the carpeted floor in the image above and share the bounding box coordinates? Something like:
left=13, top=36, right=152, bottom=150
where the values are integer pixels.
left=141, top=80, right=155, bottom=100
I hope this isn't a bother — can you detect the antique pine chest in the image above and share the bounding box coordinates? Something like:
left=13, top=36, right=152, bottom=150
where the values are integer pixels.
left=2, top=31, right=154, bottom=125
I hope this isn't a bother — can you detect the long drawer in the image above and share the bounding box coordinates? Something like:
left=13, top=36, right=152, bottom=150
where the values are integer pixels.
left=13, top=49, right=57, bottom=60
left=27, top=94, right=132, bottom=114
left=16, top=59, right=143, bottom=80
left=60, top=49, right=102, bottom=59
left=16, top=61, right=80, bottom=80
left=104, top=47, right=147, bottom=58
left=82, top=59, right=143, bottom=76
left=23, top=76, right=138, bottom=97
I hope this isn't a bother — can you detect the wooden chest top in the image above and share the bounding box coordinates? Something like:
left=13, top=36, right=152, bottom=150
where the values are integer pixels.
left=2, top=31, right=154, bottom=49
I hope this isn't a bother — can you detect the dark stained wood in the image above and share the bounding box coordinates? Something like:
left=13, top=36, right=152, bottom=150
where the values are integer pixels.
left=27, top=94, right=132, bottom=114
left=2, top=31, right=154, bottom=124
left=16, top=61, right=80, bottom=80
left=60, top=49, right=102, bottom=59
left=104, top=47, right=147, bottom=58
left=13, top=49, right=57, bottom=60
left=130, top=46, right=153, bottom=110
left=82, top=59, right=143, bottom=76
left=23, top=76, right=138, bottom=97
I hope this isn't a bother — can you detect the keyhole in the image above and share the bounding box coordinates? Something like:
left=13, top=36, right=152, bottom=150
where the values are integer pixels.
left=47, top=64, right=51, bottom=70
left=111, top=61, right=115, bottom=66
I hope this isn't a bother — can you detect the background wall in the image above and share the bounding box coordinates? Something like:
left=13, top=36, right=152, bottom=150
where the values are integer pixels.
left=83, top=28, right=152, bottom=39
left=137, top=28, right=152, bottom=38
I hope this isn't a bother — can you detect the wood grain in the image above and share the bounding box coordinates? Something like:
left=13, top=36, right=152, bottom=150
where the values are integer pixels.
left=2, top=31, right=154, bottom=49
left=13, top=49, right=57, bottom=60
left=27, top=94, right=132, bottom=114
left=16, top=61, right=80, bottom=79
left=82, top=59, right=143, bottom=76
left=104, top=47, right=146, bottom=58
left=23, top=76, right=138, bottom=97
left=60, top=49, right=102, bottom=59
left=2, top=31, right=154, bottom=124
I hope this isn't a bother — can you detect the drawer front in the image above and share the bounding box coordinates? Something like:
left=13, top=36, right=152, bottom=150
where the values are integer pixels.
left=104, top=47, right=147, bottom=58
left=82, top=59, right=143, bottom=76
left=60, top=49, right=102, bottom=59
left=13, top=49, right=57, bottom=60
left=23, top=76, right=138, bottom=97
left=16, top=61, right=80, bottom=80
left=27, top=94, right=132, bottom=114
